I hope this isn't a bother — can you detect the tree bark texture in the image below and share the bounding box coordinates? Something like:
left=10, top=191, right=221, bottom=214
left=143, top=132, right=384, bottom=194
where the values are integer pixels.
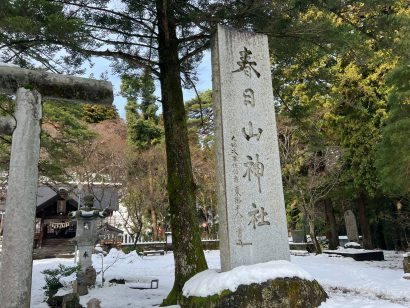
left=149, top=164, right=158, bottom=241
left=308, top=217, right=322, bottom=254
left=357, top=192, right=373, bottom=249
left=0, top=88, right=42, bottom=308
left=151, top=206, right=158, bottom=241
left=156, top=0, right=207, bottom=305
left=324, top=200, right=339, bottom=250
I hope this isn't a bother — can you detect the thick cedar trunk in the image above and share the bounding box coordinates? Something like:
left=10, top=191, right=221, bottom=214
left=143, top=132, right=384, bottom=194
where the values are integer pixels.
left=357, top=192, right=373, bottom=249
left=324, top=200, right=339, bottom=250
left=156, top=1, right=207, bottom=305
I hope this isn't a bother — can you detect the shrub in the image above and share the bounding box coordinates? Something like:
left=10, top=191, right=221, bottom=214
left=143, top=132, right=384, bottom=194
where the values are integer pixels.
left=42, top=264, right=80, bottom=303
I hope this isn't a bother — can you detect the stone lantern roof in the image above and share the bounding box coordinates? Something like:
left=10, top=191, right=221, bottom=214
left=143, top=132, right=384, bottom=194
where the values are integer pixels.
left=69, top=195, right=107, bottom=220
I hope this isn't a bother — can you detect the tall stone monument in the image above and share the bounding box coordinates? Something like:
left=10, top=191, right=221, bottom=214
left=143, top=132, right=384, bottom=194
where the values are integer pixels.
left=182, top=26, right=327, bottom=308
left=344, top=209, right=359, bottom=243
left=213, top=25, right=290, bottom=271
left=0, top=65, right=112, bottom=308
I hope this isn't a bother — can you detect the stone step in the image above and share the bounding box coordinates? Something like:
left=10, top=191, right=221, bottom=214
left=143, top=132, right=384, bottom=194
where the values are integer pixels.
left=34, top=238, right=75, bottom=259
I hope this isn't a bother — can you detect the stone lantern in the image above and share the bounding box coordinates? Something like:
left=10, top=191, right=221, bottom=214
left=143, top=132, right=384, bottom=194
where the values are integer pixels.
left=69, top=195, right=106, bottom=295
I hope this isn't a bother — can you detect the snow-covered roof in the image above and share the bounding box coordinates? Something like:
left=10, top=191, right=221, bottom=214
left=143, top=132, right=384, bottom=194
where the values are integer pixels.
left=0, top=184, right=119, bottom=212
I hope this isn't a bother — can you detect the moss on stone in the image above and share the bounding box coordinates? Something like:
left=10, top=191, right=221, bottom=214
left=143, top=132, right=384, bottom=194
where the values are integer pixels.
left=22, top=84, right=34, bottom=90
left=181, top=290, right=232, bottom=307
left=181, top=277, right=328, bottom=308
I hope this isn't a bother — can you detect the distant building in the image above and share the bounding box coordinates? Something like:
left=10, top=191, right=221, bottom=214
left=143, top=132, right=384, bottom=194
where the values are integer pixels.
left=0, top=183, right=120, bottom=258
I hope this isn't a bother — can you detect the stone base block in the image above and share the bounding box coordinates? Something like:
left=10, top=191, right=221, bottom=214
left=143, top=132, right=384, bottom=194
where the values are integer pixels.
left=85, top=266, right=97, bottom=286
left=323, top=250, right=384, bottom=261
left=62, top=293, right=81, bottom=308
left=181, top=277, right=327, bottom=308
left=87, top=298, right=102, bottom=308
left=73, top=278, right=88, bottom=296
left=403, top=255, right=410, bottom=273
left=289, top=243, right=315, bottom=253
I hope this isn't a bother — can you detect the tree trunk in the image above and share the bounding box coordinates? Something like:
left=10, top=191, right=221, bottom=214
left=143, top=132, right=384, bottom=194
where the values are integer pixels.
left=324, top=199, right=339, bottom=250
left=151, top=206, right=158, bottom=241
left=0, top=216, right=3, bottom=236
left=149, top=163, right=158, bottom=241
left=357, top=192, right=373, bottom=249
left=308, top=217, right=322, bottom=254
left=133, top=223, right=143, bottom=249
left=156, top=1, right=207, bottom=305
left=290, top=204, right=299, bottom=231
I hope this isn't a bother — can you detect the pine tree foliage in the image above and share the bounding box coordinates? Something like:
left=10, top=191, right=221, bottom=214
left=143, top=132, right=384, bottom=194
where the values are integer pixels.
left=185, top=90, right=214, bottom=147
left=376, top=65, right=410, bottom=196
left=81, top=104, right=119, bottom=123
left=121, top=71, right=163, bottom=149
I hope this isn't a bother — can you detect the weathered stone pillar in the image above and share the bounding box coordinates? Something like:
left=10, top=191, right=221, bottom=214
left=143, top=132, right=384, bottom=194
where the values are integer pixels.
left=0, top=88, right=42, bottom=308
left=344, top=210, right=359, bottom=243
left=0, top=64, right=113, bottom=307
left=213, top=24, right=290, bottom=272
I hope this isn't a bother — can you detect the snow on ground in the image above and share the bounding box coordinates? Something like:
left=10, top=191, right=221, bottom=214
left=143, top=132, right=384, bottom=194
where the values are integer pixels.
left=30, top=250, right=410, bottom=308
left=0, top=62, right=18, bottom=67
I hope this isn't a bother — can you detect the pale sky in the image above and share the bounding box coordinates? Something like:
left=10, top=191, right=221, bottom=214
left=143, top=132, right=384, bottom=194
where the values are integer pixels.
left=90, top=51, right=212, bottom=119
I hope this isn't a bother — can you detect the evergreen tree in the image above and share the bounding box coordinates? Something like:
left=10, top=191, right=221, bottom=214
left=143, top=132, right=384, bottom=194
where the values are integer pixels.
left=375, top=65, right=410, bottom=197
left=375, top=3, right=410, bottom=197
left=81, top=104, right=119, bottom=124
left=0, top=98, right=95, bottom=182
left=185, top=90, right=214, bottom=147
left=121, top=72, right=163, bottom=150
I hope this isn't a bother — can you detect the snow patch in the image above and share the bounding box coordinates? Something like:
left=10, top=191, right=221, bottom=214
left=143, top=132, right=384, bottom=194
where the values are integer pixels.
left=59, top=272, right=76, bottom=289
left=54, top=288, right=71, bottom=297
left=183, top=260, right=313, bottom=297
left=0, top=62, right=18, bottom=67
left=80, top=210, right=96, bottom=216
left=344, top=242, right=361, bottom=248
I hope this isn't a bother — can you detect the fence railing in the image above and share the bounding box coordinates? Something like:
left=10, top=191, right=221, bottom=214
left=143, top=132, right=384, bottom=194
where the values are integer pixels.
left=122, top=234, right=169, bottom=245
left=122, top=233, right=219, bottom=246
